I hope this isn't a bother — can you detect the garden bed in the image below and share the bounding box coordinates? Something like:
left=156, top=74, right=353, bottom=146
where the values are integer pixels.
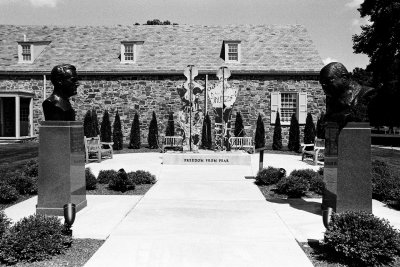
left=87, top=183, right=154, bottom=195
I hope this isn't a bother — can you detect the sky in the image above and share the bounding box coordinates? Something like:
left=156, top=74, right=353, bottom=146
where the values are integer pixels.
left=0, top=0, right=370, bottom=71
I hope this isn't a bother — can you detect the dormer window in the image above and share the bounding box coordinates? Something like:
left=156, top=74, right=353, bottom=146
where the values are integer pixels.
left=121, top=41, right=143, bottom=63
left=222, top=40, right=241, bottom=63
left=18, top=41, right=51, bottom=63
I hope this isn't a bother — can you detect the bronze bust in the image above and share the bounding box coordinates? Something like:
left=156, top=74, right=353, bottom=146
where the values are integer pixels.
left=319, top=62, right=374, bottom=129
left=42, top=64, right=79, bottom=121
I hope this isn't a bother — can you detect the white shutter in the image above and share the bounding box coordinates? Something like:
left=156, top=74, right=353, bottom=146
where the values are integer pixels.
left=270, top=92, right=280, bottom=124
left=298, top=92, right=307, bottom=124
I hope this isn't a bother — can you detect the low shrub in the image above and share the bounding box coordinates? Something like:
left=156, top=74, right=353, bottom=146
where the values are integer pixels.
left=309, top=174, right=325, bottom=195
left=0, top=211, right=11, bottom=238
left=276, top=176, right=309, bottom=198
left=108, top=169, right=135, bottom=192
left=97, top=170, right=118, bottom=184
left=22, top=159, right=38, bottom=178
left=371, top=160, right=400, bottom=202
left=290, top=169, right=317, bottom=182
left=317, top=167, right=324, bottom=175
left=255, top=167, right=286, bottom=185
left=324, top=211, right=400, bottom=266
left=128, top=170, right=157, bottom=185
left=0, top=214, right=72, bottom=265
left=0, top=183, right=19, bottom=204
left=6, top=174, right=37, bottom=195
left=85, top=168, right=97, bottom=190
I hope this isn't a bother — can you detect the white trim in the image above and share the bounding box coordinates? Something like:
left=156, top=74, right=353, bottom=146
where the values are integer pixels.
left=18, top=43, right=33, bottom=63
left=15, top=96, right=20, bottom=138
left=270, top=91, right=308, bottom=125
left=121, top=42, right=136, bottom=64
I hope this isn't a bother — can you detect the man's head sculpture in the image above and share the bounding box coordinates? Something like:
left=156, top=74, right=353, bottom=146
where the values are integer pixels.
left=42, top=64, right=79, bottom=121
left=319, top=62, right=374, bottom=129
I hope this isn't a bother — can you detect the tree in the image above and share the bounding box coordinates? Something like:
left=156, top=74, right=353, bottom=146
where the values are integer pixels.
left=100, top=110, right=112, bottom=142
left=234, top=112, right=245, bottom=137
left=288, top=114, right=300, bottom=152
left=83, top=110, right=93, bottom=137
left=92, top=109, right=100, bottom=136
left=350, top=67, right=373, bottom=87
left=144, top=19, right=177, bottom=25
left=112, top=111, right=123, bottom=150
left=148, top=111, right=159, bottom=149
left=254, top=114, right=265, bottom=149
left=165, top=112, right=174, bottom=136
left=128, top=113, right=141, bottom=149
left=205, top=113, right=212, bottom=149
left=272, top=112, right=282, bottom=150
left=316, top=112, right=326, bottom=139
left=353, top=0, right=400, bottom=126
left=304, top=113, right=316, bottom=144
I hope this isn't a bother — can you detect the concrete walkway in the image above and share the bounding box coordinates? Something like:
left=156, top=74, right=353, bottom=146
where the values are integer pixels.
left=84, top=164, right=313, bottom=267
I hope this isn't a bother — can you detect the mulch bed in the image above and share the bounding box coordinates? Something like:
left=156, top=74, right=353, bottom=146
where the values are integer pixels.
left=256, top=184, right=322, bottom=200
left=4, top=239, right=105, bottom=267
left=87, top=183, right=154, bottom=195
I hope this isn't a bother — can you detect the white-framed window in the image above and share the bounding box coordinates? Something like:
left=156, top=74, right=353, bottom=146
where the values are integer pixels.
left=121, top=42, right=140, bottom=63
left=18, top=43, right=33, bottom=63
left=224, top=41, right=241, bottom=63
left=270, top=92, right=307, bottom=125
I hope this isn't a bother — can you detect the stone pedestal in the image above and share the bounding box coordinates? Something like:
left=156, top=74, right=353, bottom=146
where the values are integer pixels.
left=323, top=122, right=372, bottom=213
left=37, top=121, right=87, bottom=216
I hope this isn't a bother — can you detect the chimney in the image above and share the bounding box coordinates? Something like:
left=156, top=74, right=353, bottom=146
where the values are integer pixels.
left=23, top=34, right=27, bottom=42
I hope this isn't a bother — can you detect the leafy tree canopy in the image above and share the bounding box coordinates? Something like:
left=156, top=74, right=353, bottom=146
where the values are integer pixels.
left=142, top=19, right=178, bottom=25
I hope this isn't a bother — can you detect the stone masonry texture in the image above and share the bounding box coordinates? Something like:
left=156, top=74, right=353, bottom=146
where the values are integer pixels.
left=0, top=74, right=325, bottom=148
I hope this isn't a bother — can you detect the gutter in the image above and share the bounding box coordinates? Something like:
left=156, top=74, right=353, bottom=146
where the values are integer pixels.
left=0, top=69, right=320, bottom=76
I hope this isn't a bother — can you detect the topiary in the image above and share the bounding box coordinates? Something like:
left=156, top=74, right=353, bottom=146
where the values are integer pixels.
left=85, top=168, right=97, bottom=190
left=272, top=112, right=282, bottom=150
left=324, top=211, right=400, bottom=267
left=128, top=113, right=141, bottom=149
left=234, top=112, right=245, bottom=137
left=147, top=111, right=159, bottom=149
left=254, top=114, right=265, bottom=149
left=97, top=169, right=118, bottom=184
left=22, top=159, right=38, bottom=178
left=288, top=113, right=300, bottom=152
left=6, top=174, right=37, bottom=195
left=276, top=176, right=309, bottom=198
left=0, top=214, right=72, bottom=265
left=255, top=166, right=286, bottom=185
left=165, top=112, right=175, bottom=136
left=108, top=168, right=135, bottom=192
left=0, top=211, right=11, bottom=238
left=304, top=112, right=316, bottom=145
left=83, top=110, right=95, bottom=137
left=92, top=109, right=100, bottom=136
left=0, top=183, right=19, bottom=204
left=316, top=112, right=326, bottom=139
left=100, top=110, right=112, bottom=142
left=127, top=170, right=157, bottom=185
left=309, top=174, right=325, bottom=195
left=112, top=111, right=124, bottom=150
left=201, top=113, right=212, bottom=149
left=290, top=169, right=318, bottom=182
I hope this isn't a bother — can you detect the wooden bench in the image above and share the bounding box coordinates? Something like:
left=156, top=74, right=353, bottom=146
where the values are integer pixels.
left=84, top=135, right=113, bottom=163
left=162, top=136, right=183, bottom=152
left=228, top=137, right=254, bottom=154
left=301, top=138, right=325, bottom=165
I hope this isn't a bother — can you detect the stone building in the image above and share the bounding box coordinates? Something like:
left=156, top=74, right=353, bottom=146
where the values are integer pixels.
left=0, top=24, right=324, bottom=146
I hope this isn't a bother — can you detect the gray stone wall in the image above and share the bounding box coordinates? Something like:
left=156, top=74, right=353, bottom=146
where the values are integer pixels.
left=0, top=74, right=325, bottom=148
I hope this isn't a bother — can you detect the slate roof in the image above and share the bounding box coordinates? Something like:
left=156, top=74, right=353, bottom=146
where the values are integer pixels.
left=0, top=24, right=323, bottom=75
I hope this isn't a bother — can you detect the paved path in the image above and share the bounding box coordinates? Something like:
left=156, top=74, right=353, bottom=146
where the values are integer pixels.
left=84, top=164, right=313, bottom=267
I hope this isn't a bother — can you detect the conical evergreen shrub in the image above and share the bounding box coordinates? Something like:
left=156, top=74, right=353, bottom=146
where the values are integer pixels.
left=316, top=112, right=326, bottom=139
left=272, top=112, right=282, bottom=150
left=234, top=112, right=245, bottom=137
left=128, top=113, right=141, bottom=149
left=304, top=113, right=316, bottom=144
left=254, top=114, right=265, bottom=149
left=83, top=110, right=94, bottom=137
left=206, top=113, right=212, bottom=149
left=201, top=116, right=208, bottom=149
left=100, top=110, right=112, bottom=142
left=288, top=113, right=300, bottom=152
left=112, top=111, right=123, bottom=150
left=165, top=112, right=174, bottom=136
left=148, top=111, right=159, bottom=149
left=92, top=109, right=100, bottom=136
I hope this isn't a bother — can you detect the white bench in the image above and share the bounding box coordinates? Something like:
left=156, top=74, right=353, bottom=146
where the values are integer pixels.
left=162, top=136, right=183, bottom=152
left=301, top=138, right=325, bottom=165
left=84, top=135, right=113, bottom=163
left=228, top=137, right=254, bottom=153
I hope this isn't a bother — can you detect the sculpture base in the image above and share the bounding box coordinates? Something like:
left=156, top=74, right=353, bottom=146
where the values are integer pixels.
left=323, top=122, right=372, bottom=213
left=37, top=121, right=87, bottom=216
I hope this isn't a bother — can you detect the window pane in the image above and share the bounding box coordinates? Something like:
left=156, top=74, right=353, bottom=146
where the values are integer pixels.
left=281, top=93, right=297, bottom=122
left=21, top=45, right=31, bottom=61
left=228, top=53, right=238, bottom=61
left=124, top=44, right=134, bottom=61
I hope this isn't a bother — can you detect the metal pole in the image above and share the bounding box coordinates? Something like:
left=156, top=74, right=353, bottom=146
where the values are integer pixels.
left=205, top=74, right=208, bottom=115
left=189, top=66, right=192, bottom=151
left=259, top=150, right=264, bottom=172
left=222, top=69, right=225, bottom=150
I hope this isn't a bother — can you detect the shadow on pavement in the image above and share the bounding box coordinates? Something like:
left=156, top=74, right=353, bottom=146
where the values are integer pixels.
left=267, top=198, right=322, bottom=216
